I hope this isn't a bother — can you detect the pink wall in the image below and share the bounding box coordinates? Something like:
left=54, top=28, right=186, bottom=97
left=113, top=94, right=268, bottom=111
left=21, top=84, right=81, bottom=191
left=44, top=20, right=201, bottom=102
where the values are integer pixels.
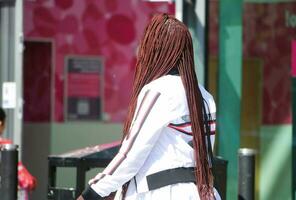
left=243, top=3, right=296, bottom=124
left=24, top=0, right=174, bottom=122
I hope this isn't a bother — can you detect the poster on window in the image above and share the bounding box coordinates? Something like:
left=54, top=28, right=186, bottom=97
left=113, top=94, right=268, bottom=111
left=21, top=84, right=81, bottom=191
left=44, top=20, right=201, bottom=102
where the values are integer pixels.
left=65, top=56, right=103, bottom=121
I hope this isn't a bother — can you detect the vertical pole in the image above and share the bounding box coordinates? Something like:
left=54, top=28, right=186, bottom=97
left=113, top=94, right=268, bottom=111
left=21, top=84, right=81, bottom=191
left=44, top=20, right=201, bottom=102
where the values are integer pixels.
left=238, top=148, right=256, bottom=200
left=0, top=0, right=23, bottom=157
left=0, top=0, right=15, bottom=139
left=183, top=0, right=206, bottom=85
left=217, top=0, right=243, bottom=199
left=0, top=144, right=18, bottom=200
left=291, top=40, right=296, bottom=200
left=175, top=0, right=183, bottom=22
left=12, top=0, right=24, bottom=157
left=204, top=0, right=209, bottom=88
left=75, top=164, right=86, bottom=198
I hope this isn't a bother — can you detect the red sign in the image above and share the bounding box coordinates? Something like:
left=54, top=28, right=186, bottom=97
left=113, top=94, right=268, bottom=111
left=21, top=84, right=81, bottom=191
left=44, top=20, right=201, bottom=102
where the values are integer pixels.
left=68, top=73, right=101, bottom=97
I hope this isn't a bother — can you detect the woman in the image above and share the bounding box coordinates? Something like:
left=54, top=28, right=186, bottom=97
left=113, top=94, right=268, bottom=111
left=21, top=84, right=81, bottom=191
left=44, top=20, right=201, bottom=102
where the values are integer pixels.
left=78, top=14, right=220, bottom=200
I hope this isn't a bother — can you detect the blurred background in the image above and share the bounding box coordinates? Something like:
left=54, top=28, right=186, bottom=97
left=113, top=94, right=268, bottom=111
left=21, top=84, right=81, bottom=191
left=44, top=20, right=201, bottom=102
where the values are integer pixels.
left=0, top=0, right=295, bottom=199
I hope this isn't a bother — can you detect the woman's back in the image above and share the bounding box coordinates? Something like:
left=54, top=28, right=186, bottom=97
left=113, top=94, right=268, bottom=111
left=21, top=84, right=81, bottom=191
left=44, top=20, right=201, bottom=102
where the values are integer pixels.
left=124, top=75, right=219, bottom=199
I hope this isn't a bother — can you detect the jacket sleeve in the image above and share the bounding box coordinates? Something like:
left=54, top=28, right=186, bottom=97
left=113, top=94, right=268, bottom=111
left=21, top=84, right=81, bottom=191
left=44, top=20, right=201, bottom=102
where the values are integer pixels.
left=83, top=88, right=175, bottom=198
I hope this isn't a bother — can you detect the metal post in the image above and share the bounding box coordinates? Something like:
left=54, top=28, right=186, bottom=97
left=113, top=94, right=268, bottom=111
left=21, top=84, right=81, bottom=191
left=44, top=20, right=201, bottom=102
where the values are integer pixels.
left=175, top=0, right=183, bottom=22
left=238, top=148, right=256, bottom=200
left=0, top=144, right=18, bottom=200
left=213, top=156, right=228, bottom=200
left=11, top=0, right=24, bottom=157
left=182, top=0, right=206, bottom=85
left=0, top=0, right=23, bottom=157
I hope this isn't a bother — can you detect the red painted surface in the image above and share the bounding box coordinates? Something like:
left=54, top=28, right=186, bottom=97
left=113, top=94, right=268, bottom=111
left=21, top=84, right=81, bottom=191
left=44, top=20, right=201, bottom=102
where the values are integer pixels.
left=24, top=0, right=175, bottom=122
left=243, top=3, right=295, bottom=124
left=292, top=41, right=296, bottom=77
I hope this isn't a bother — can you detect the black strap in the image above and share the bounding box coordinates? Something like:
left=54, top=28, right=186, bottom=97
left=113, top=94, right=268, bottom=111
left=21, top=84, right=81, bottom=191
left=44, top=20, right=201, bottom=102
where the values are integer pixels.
left=146, top=167, right=196, bottom=191
left=81, top=185, right=104, bottom=200
left=202, top=98, right=214, bottom=168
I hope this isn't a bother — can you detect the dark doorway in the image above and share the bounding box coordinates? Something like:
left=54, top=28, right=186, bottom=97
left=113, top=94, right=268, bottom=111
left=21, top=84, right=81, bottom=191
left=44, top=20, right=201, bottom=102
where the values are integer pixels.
left=22, top=40, right=53, bottom=200
left=23, top=41, right=52, bottom=122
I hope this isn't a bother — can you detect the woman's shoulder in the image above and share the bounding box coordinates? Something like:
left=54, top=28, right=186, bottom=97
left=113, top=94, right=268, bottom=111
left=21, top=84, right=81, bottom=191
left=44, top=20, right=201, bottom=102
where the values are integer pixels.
left=135, top=76, right=185, bottom=116
left=144, top=75, right=183, bottom=95
left=139, top=75, right=186, bottom=111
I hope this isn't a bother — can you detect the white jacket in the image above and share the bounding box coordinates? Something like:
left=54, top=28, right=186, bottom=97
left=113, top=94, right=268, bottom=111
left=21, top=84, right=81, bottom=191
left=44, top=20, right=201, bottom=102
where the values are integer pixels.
left=90, top=75, right=220, bottom=200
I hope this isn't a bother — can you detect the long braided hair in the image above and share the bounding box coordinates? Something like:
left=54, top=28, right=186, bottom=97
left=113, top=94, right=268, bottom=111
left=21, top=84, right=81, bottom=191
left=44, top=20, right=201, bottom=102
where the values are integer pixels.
left=123, top=14, right=214, bottom=199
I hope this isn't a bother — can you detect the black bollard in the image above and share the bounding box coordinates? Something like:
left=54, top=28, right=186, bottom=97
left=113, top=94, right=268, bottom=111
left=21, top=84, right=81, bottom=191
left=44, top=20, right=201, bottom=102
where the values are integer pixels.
left=238, top=148, right=256, bottom=200
left=0, top=144, right=18, bottom=200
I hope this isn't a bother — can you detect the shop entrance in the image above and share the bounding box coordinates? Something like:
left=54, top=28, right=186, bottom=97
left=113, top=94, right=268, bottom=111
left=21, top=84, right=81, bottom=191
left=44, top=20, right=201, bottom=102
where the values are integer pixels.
left=22, top=40, right=53, bottom=200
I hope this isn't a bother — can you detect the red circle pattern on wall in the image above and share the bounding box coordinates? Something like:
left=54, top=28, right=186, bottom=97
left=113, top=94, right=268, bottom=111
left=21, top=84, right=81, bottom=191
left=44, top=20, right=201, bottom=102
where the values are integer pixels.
left=107, top=14, right=135, bottom=45
left=24, top=0, right=175, bottom=122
